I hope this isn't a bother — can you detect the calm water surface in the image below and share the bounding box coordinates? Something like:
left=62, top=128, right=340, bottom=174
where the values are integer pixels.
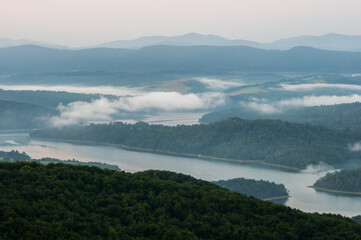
left=0, top=131, right=360, bottom=217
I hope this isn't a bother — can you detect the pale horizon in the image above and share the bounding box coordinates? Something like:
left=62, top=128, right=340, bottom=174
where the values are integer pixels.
left=1, top=0, right=361, bottom=47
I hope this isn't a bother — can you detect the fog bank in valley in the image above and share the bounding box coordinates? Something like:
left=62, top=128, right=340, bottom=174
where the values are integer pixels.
left=50, top=92, right=226, bottom=127
left=242, top=94, right=361, bottom=114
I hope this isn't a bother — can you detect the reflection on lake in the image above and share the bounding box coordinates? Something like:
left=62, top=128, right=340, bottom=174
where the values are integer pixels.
left=0, top=131, right=360, bottom=217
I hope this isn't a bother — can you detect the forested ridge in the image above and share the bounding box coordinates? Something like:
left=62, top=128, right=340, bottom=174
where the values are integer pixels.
left=200, top=102, right=361, bottom=129
left=0, top=150, right=120, bottom=171
left=0, top=162, right=360, bottom=239
left=0, top=99, right=55, bottom=129
left=313, top=168, right=361, bottom=193
left=213, top=178, right=289, bottom=204
left=31, top=118, right=361, bottom=169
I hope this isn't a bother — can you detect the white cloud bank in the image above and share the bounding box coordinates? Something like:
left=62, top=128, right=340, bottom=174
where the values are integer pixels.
left=349, top=142, right=361, bottom=152
left=195, top=78, right=243, bottom=90
left=50, top=92, right=226, bottom=127
left=280, top=83, right=361, bottom=91
left=242, top=94, right=361, bottom=114
left=0, top=85, right=144, bottom=96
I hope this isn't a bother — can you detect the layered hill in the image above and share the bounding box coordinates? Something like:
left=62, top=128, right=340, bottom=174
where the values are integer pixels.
left=1, top=45, right=360, bottom=85
left=0, top=162, right=360, bottom=239
left=200, top=102, right=361, bottom=129
left=0, top=99, right=55, bottom=129
left=30, top=118, right=361, bottom=169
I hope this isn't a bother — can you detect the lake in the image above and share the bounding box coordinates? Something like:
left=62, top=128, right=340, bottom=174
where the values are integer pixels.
left=0, top=130, right=360, bottom=217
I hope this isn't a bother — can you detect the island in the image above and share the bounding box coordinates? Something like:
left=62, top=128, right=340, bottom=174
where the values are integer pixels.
left=311, top=168, right=361, bottom=195
left=213, top=178, right=289, bottom=204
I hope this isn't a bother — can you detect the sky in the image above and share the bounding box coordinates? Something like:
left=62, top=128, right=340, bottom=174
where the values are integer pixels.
left=1, top=0, right=361, bottom=47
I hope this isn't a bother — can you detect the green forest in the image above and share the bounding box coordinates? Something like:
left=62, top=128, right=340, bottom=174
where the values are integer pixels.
left=0, top=150, right=120, bottom=171
left=31, top=118, right=361, bottom=169
left=200, top=102, right=361, bottom=129
left=0, top=100, right=55, bottom=129
left=213, top=178, right=289, bottom=204
left=0, top=162, right=360, bottom=239
left=313, top=168, right=361, bottom=193
left=353, top=216, right=361, bottom=224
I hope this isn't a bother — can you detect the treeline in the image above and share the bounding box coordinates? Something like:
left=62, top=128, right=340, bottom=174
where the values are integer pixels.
left=313, top=168, right=361, bottom=193
left=213, top=178, right=289, bottom=204
left=200, top=102, right=361, bottom=129
left=31, top=118, right=361, bottom=169
left=0, top=150, right=120, bottom=171
left=0, top=162, right=360, bottom=239
left=0, top=89, right=105, bottom=108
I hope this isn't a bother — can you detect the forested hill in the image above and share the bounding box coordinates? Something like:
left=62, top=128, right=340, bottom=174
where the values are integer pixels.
left=1, top=45, right=361, bottom=75
left=0, top=150, right=120, bottom=171
left=0, top=162, right=360, bottom=239
left=313, top=168, right=361, bottom=193
left=200, top=102, right=361, bottom=129
left=0, top=99, right=55, bottom=129
left=213, top=178, right=289, bottom=204
left=30, top=118, right=361, bottom=169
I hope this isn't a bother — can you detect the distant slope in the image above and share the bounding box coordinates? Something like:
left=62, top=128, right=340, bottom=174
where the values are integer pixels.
left=30, top=118, right=361, bottom=169
left=0, top=162, right=360, bottom=239
left=200, top=102, right=361, bottom=129
left=96, top=32, right=261, bottom=49
left=313, top=168, right=361, bottom=194
left=0, top=100, right=55, bottom=129
left=0, top=89, right=104, bottom=108
left=95, top=33, right=361, bottom=52
left=0, top=38, right=68, bottom=49
left=1, top=45, right=361, bottom=84
left=267, top=33, right=361, bottom=52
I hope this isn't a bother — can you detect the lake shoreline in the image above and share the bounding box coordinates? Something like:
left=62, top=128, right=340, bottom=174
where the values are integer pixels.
left=30, top=137, right=301, bottom=172
left=308, top=186, right=361, bottom=196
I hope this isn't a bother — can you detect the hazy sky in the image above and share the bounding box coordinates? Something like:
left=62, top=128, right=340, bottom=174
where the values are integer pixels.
left=1, top=0, right=361, bottom=47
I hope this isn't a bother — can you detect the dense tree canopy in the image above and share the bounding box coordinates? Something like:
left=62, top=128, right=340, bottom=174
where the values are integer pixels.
left=0, top=162, right=360, bottom=239
left=313, top=168, right=361, bottom=193
left=31, top=118, right=361, bottom=169
left=214, top=178, right=289, bottom=204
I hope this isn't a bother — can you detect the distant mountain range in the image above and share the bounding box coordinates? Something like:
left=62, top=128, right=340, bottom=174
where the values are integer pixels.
left=1, top=33, right=361, bottom=52
left=0, top=38, right=69, bottom=49
left=0, top=45, right=360, bottom=85
left=95, top=33, right=361, bottom=52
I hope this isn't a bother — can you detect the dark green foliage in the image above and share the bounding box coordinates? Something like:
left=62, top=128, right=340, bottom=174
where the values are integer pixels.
left=0, top=150, right=31, bottom=161
left=0, top=150, right=120, bottom=171
left=200, top=102, right=361, bottom=129
left=0, top=162, right=360, bottom=239
left=31, top=118, right=361, bottom=169
left=313, top=168, right=361, bottom=192
left=214, top=178, right=289, bottom=204
left=353, top=216, right=361, bottom=224
left=0, top=99, right=55, bottom=129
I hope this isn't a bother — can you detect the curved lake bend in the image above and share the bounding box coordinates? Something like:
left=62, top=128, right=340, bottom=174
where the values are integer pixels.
left=0, top=131, right=360, bottom=217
